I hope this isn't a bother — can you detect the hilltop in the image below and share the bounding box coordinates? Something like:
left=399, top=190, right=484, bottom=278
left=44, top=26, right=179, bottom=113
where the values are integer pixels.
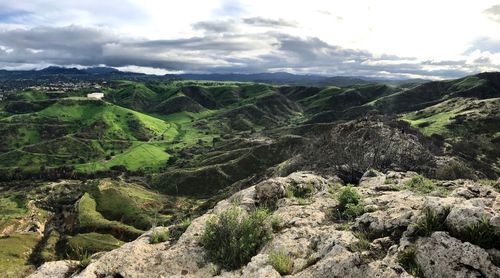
left=0, top=72, right=499, bottom=277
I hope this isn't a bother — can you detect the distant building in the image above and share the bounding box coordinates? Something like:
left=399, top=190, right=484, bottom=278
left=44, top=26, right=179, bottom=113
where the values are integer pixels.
left=87, top=92, right=104, bottom=100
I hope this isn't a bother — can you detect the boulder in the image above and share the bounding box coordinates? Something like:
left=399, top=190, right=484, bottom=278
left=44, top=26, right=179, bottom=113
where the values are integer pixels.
left=28, top=261, right=76, bottom=278
left=415, top=232, right=500, bottom=278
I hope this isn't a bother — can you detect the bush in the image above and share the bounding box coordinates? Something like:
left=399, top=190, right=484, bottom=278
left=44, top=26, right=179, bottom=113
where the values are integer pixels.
left=335, top=185, right=364, bottom=220
left=268, top=250, right=294, bottom=275
left=201, top=207, right=272, bottom=269
left=150, top=229, right=169, bottom=244
left=411, top=207, right=449, bottom=237
left=403, top=175, right=434, bottom=194
left=435, top=160, right=475, bottom=180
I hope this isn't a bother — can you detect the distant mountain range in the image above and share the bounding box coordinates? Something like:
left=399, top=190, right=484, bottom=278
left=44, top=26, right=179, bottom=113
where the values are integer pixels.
left=0, top=66, right=429, bottom=87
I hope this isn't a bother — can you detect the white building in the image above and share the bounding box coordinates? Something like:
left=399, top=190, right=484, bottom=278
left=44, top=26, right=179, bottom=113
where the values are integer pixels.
left=87, top=92, right=104, bottom=100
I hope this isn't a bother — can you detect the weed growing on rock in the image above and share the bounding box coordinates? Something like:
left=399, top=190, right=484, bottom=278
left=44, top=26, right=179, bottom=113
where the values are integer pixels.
left=350, top=231, right=371, bottom=252
left=70, top=247, right=92, bottom=273
left=411, top=207, right=449, bottom=237
left=285, top=182, right=314, bottom=199
left=398, top=246, right=424, bottom=278
left=150, top=229, right=169, bottom=244
left=269, top=250, right=294, bottom=275
left=451, top=217, right=498, bottom=249
left=170, top=218, right=191, bottom=240
left=269, top=215, right=283, bottom=233
left=403, top=175, right=435, bottom=194
left=201, top=207, right=272, bottom=269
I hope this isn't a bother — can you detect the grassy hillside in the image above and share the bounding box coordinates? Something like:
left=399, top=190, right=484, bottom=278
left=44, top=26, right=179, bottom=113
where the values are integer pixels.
left=1, top=73, right=500, bottom=275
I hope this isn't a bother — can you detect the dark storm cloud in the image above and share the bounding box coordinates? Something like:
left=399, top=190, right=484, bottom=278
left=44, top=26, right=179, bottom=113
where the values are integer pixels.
left=484, top=5, right=500, bottom=23
left=0, top=25, right=493, bottom=78
left=243, top=17, right=297, bottom=27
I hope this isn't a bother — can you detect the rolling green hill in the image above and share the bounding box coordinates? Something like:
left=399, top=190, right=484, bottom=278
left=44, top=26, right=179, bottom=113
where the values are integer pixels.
left=1, top=73, right=500, bottom=276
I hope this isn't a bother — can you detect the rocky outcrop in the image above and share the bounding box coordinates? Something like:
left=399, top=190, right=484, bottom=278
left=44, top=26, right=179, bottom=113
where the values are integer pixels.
left=30, top=171, right=500, bottom=278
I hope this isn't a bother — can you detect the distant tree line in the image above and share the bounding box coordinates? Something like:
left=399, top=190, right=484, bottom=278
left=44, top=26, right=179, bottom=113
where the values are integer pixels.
left=0, top=165, right=147, bottom=182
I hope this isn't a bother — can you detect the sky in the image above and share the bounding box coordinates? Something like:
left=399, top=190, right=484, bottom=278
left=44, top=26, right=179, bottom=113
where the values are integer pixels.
left=0, top=0, right=499, bottom=79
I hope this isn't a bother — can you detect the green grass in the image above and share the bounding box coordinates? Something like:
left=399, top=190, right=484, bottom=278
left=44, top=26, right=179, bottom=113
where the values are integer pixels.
left=150, top=229, right=170, bottom=244
left=398, top=246, right=424, bottom=277
left=0, top=195, right=28, bottom=230
left=404, top=111, right=455, bottom=136
left=0, top=233, right=39, bottom=277
left=67, top=232, right=124, bottom=255
left=0, top=97, right=178, bottom=172
left=451, top=217, right=498, bottom=249
left=75, top=193, right=143, bottom=239
left=76, top=143, right=171, bottom=172
left=169, top=218, right=192, bottom=240
left=402, top=175, right=435, bottom=194
left=411, top=207, right=449, bottom=237
left=350, top=231, right=372, bottom=252
left=89, top=180, right=168, bottom=230
left=268, top=250, right=294, bottom=275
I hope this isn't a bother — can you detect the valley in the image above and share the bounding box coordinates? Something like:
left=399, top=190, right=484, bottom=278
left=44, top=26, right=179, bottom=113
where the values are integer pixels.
left=1, top=72, right=499, bottom=277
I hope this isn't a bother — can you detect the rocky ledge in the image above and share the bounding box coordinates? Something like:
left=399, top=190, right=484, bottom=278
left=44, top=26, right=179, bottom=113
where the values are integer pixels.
left=30, top=171, right=500, bottom=278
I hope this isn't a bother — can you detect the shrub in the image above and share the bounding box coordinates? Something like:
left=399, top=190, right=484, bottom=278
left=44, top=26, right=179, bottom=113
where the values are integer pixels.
left=403, top=175, right=434, bottom=194
left=268, top=250, right=294, bottom=275
left=150, top=229, right=169, bottom=244
left=411, top=207, right=449, bottom=237
left=335, top=185, right=364, bottom=220
left=398, top=246, right=424, bottom=277
left=435, top=160, right=475, bottom=180
left=201, top=207, right=272, bottom=269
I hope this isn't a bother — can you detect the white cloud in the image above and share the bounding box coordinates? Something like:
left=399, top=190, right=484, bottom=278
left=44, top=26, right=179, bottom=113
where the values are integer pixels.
left=0, top=0, right=499, bottom=78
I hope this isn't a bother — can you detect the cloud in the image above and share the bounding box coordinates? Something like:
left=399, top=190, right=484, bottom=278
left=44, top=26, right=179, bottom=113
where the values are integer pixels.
left=467, top=37, right=500, bottom=53
left=0, top=25, right=497, bottom=78
left=484, top=5, right=500, bottom=23
left=243, top=17, right=296, bottom=27
left=192, top=20, right=238, bottom=33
